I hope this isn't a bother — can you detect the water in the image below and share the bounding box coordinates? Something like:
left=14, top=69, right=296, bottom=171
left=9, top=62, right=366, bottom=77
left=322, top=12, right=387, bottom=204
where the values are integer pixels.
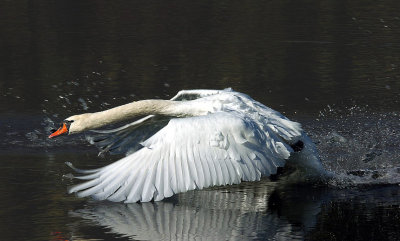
left=1, top=1, right=400, bottom=240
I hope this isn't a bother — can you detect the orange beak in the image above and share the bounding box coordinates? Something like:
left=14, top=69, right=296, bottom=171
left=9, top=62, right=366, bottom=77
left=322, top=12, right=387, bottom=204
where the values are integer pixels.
left=49, top=123, right=69, bottom=138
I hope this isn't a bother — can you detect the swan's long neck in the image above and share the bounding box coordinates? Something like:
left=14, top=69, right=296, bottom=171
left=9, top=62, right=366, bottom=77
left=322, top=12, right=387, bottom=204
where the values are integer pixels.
left=77, top=99, right=206, bottom=132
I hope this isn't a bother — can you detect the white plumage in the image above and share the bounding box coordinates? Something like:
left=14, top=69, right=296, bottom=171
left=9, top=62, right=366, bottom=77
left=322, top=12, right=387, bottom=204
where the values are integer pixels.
left=56, top=88, right=328, bottom=203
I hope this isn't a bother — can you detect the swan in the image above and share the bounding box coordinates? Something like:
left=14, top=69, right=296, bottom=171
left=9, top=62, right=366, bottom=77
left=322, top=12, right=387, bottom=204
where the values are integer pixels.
left=49, top=88, right=329, bottom=203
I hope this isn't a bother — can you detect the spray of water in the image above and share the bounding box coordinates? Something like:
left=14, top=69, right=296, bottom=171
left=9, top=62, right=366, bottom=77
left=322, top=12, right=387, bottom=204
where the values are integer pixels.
left=304, top=104, right=400, bottom=187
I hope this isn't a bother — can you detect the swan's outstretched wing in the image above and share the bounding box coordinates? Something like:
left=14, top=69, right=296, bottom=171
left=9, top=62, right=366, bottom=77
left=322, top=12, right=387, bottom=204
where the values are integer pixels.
left=68, top=112, right=294, bottom=203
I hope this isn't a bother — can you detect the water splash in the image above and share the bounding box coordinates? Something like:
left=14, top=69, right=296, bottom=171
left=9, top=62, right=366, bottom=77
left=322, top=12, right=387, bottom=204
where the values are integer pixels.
left=304, top=104, right=400, bottom=187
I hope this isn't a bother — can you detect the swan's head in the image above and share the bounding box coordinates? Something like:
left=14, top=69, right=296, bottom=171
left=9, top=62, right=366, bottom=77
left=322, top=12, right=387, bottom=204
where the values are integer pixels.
left=48, top=114, right=91, bottom=138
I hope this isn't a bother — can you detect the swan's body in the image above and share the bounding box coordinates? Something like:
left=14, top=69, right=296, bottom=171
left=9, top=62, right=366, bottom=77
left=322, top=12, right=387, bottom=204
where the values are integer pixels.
left=51, top=88, right=329, bottom=203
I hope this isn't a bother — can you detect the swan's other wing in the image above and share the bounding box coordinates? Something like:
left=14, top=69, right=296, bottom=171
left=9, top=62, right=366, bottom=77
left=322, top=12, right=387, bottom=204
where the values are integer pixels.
left=227, top=91, right=303, bottom=143
left=68, top=112, right=293, bottom=203
left=170, top=88, right=232, bottom=101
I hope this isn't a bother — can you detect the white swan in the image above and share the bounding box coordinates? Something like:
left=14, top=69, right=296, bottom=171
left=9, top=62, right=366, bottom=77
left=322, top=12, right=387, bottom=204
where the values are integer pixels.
left=49, top=88, right=329, bottom=203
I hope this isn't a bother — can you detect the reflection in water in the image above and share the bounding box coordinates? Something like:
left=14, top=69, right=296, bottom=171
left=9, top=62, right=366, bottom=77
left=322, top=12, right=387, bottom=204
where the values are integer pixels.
left=69, top=183, right=400, bottom=241
left=70, top=182, right=317, bottom=240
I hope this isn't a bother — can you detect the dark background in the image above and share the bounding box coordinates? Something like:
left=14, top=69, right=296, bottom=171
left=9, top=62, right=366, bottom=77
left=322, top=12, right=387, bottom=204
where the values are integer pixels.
left=1, top=1, right=399, bottom=116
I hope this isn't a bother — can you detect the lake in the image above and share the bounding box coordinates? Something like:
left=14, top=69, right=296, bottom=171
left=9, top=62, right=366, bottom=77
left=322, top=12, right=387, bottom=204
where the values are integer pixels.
left=0, top=1, right=399, bottom=240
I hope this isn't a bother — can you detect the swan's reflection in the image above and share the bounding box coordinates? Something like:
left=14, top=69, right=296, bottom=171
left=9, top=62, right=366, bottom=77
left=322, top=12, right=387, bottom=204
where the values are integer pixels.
left=70, top=180, right=325, bottom=240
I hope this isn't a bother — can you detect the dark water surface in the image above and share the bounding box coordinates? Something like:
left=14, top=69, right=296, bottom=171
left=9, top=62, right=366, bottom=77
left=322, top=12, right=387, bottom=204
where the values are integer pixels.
left=1, top=1, right=400, bottom=240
